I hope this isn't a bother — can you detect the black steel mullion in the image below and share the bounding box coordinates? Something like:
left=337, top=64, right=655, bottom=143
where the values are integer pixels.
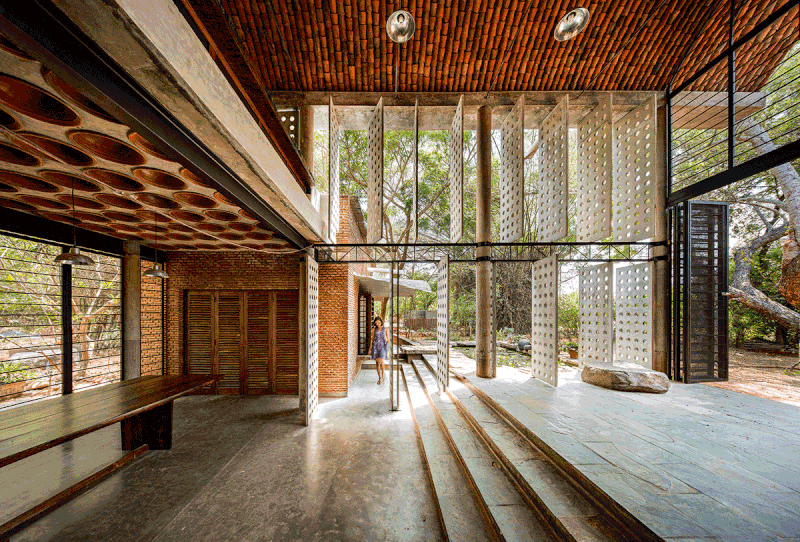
left=60, top=256, right=72, bottom=395
left=728, top=0, right=736, bottom=170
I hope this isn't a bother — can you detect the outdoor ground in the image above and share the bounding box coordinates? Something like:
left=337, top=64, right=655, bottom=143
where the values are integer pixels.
left=707, top=348, right=800, bottom=407
left=455, top=343, right=800, bottom=407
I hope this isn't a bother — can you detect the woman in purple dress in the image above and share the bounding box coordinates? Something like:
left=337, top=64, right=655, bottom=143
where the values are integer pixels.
left=370, top=316, right=388, bottom=384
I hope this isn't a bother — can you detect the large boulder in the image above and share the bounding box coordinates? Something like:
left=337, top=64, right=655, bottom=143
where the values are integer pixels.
left=581, top=361, right=670, bottom=394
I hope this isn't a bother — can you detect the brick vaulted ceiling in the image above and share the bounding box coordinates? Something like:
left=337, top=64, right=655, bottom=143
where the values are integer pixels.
left=202, top=0, right=797, bottom=93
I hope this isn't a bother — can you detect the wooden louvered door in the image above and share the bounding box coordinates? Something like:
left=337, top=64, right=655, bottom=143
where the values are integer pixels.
left=274, top=290, right=299, bottom=394
left=216, top=292, right=243, bottom=393
left=246, top=291, right=272, bottom=393
left=185, top=291, right=216, bottom=394
left=185, top=289, right=298, bottom=395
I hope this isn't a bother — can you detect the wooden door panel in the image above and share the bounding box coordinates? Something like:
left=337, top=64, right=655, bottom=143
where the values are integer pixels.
left=275, top=290, right=299, bottom=394
left=185, top=289, right=298, bottom=395
left=246, top=291, right=271, bottom=393
left=186, top=291, right=213, bottom=374
left=217, top=292, right=242, bottom=393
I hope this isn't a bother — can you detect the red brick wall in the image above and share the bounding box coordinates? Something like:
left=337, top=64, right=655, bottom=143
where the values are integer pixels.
left=164, top=251, right=299, bottom=376
left=140, top=260, right=163, bottom=376
left=162, top=197, right=367, bottom=396
left=319, top=195, right=366, bottom=394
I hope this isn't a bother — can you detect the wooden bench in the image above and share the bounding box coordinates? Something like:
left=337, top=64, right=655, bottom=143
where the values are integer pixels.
left=0, top=374, right=220, bottom=540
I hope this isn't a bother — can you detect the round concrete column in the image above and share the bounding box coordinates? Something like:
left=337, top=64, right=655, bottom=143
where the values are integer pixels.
left=475, top=105, right=493, bottom=378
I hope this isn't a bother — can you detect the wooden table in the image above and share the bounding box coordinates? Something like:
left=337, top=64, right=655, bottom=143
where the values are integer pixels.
left=0, top=374, right=220, bottom=540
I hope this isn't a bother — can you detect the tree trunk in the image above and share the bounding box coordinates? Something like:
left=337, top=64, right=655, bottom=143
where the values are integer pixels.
left=730, top=224, right=800, bottom=330
left=736, top=117, right=800, bottom=308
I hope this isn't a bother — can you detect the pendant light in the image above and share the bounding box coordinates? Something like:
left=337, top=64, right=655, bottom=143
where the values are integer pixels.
left=55, top=176, right=94, bottom=266
left=143, top=213, right=169, bottom=279
left=386, top=10, right=415, bottom=43
left=554, top=7, right=590, bottom=41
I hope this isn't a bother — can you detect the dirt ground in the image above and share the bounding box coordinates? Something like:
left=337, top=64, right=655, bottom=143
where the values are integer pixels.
left=705, top=347, right=800, bottom=407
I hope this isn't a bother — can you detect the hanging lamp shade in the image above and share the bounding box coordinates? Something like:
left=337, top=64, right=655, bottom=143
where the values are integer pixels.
left=553, top=8, right=590, bottom=41
left=386, top=10, right=415, bottom=43
left=143, top=261, right=169, bottom=279
left=55, top=246, right=94, bottom=265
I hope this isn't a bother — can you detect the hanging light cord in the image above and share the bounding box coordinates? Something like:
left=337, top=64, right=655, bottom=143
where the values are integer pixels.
left=71, top=178, right=77, bottom=248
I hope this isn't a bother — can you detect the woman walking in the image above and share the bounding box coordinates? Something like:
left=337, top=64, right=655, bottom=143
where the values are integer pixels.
left=370, top=316, right=388, bottom=384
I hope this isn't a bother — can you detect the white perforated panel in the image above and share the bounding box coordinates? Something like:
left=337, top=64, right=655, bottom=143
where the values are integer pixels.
left=437, top=256, right=450, bottom=392
left=578, top=263, right=613, bottom=366
left=412, top=98, right=419, bottom=243
left=615, top=262, right=653, bottom=368
left=450, top=96, right=464, bottom=243
left=367, top=98, right=384, bottom=243
left=577, top=95, right=612, bottom=242
left=531, top=255, right=558, bottom=386
left=538, top=95, right=569, bottom=242
left=500, top=95, right=525, bottom=243
left=612, top=96, right=657, bottom=242
left=305, top=255, right=319, bottom=425
left=328, top=96, right=340, bottom=242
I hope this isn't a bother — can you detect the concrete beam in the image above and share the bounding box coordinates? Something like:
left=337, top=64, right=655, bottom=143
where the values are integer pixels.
left=48, top=0, right=324, bottom=243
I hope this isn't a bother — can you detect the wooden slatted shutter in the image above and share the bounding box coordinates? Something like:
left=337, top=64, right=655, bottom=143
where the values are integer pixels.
left=186, top=291, right=215, bottom=393
left=275, top=290, right=299, bottom=394
left=217, top=292, right=242, bottom=393
left=246, top=291, right=271, bottom=393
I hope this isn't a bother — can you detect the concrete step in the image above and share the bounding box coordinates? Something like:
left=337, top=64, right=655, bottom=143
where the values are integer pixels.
left=405, top=361, right=556, bottom=542
left=401, top=363, right=500, bottom=542
left=443, top=373, right=624, bottom=542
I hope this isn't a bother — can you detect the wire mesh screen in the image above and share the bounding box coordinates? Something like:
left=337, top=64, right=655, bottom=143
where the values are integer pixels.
left=671, top=58, right=731, bottom=192
left=670, top=3, right=799, bottom=196
left=0, top=234, right=62, bottom=409
left=500, top=95, right=525, bottom=243
left=141, top=259, right=163, bottom=376
left=734, top=11, right=799, bottom=168
left=72, top=251, right=121, bottom=392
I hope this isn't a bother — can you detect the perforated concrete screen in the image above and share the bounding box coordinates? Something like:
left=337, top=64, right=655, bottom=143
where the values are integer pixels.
left=304, top=255, right=319, bottom=425
left=412, top=98, right=419, bottom=243
left=612, top=96, right=656, bottom=242
left=615, top=262, right=653, bottom=368
left=437, top=256, right=450, bottom=392
left=367, top=98, right=384, bottom=243
left=531, top=255, right=558, bottom=386
left=538, top=95, right=569, bottom=242
left=579, top=263, right=613, bottom=366
left=500, top=95, right=525, bottom=243
left=328, top=96, right=340, bottom=242
left=577, top=95, right=613, bottom=242
left=449, top=95, right=464, bottom=243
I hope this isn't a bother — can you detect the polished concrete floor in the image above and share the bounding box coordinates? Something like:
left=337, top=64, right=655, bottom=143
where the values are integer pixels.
left=8, top=369, right=444, bottom=541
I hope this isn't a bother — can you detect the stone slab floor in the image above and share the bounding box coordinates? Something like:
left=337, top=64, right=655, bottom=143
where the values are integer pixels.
left=7, top=369, right=444, bottom=542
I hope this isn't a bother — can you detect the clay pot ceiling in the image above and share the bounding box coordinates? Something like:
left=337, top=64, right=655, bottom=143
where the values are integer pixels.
left=0, top=40, right=292, bottom=253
